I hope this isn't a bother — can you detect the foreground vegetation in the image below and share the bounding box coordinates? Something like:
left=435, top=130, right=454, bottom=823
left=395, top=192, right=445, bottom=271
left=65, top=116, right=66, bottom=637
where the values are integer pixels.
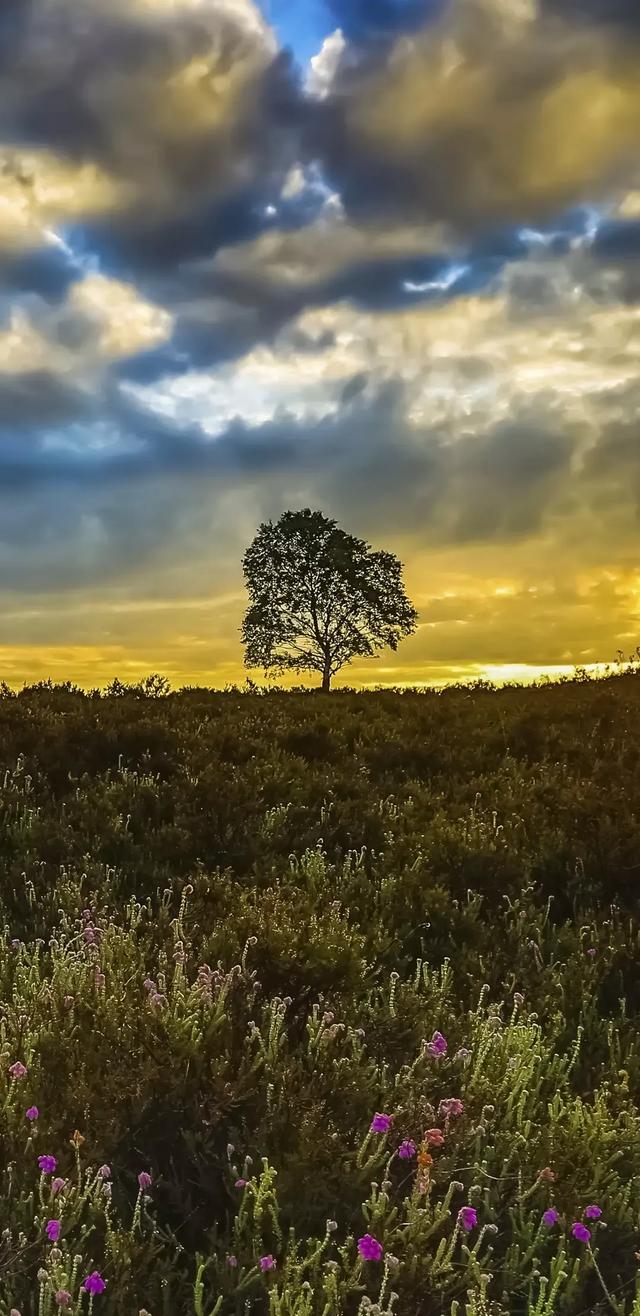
left=2, top=670, right=640, bottom=1315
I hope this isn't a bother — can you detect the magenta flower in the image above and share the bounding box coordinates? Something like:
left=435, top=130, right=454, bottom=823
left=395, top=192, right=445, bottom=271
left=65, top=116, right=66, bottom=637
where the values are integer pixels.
left=9, top=1061, right=27, bottom=1080
left=370, top=1113, right=392, bottom=1133
left=25, top=1106, right=39, bottom=1121
left=542, top=1209, right=560, bottom=1227
left=46, top=1219, right=61, bottom=1243
left=51, top=1177, right=66, bottom=1195
left=398, top=1140, right=416, bottom=1159
left=54, top=1293, right=71, bottom=1308
left=358, top=1234, right=383, bottom=1261
left=427, top=1032, right=448, bottom=1058
left=259, top=1255, right=277, bottom=1272
left=234, top=1178, right=247, bottom=1189
left=572, top=1222, right=591, bottom=1243
left=439, top=1098, right=464, bottom=1118
left=459, top=1207, right=478, bottom=1232
left=38, top=1155, right=57, bottom=1175
left=586, top=948, right=597, bottom=957
left=584, top=1204, right=602, bottom=1220
left=83, top=1272, right=106, bottom=1295
left=227, top=1255, right=238, bottom=1269
left=138, top=1171, right=152, bottom=1191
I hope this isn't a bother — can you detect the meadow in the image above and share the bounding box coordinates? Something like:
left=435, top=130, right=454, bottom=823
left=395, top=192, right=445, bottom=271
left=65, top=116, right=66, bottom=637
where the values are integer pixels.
left=2, top=669, right=640, bottom=1315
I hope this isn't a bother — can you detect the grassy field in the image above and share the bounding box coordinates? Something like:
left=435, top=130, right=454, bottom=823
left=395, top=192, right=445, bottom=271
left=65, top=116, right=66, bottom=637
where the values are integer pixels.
left=2, top=672, right=640, bottom=1315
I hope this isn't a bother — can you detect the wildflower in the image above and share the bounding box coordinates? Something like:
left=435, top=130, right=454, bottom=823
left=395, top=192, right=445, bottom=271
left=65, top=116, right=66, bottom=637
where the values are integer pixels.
left=455, top=1048, right=471, bottom=1062
left=9, top=1061, right=27, bottom=1079
left=370, top=1113, right=392, bottom=1133
left=46, top=1220, right=61, bottom=1243
left=439, top=1098, right=464, bottom=1118
left=227, top=1255, right=238, bottom=1268
left=358, top=1234, right=383, bottom=1261
left=397, top=1140, right=416, bottom=1159
left=259, top=1255, right=277, bottom=1272
left=586, top=948, right=597, bottom=957
left=234, top=1178, right=247, bottom=1189
left=26, top=1106, right=39, bottom=1121
left=138, top=1171, right=152, bottom=1191
left=542, top=1209, right=560, bottom=1227
left=54, top=1294, right=72, bottom=1309
left=539, top=1167, right=555, bottom=1182
left=51, top=1177, right=66, bottom=1195
left=417, top=1148, right=433, bottom=1169
left=83, top=1272, right=106, bottom=1295
left=38, top=1155, right=57, bottom=1175
left=584, top=1204, right=602, bottom=1220
left=426, top=1128, right=445, bottom=1147
left=98, top=1165, right=111, bottom=1179
left=572, top=1222, right=591, bottom=1243
left=70, top=1130, right=85, bottom=1147
left=427, top=1032, right=448, bottom=1058
left=459, top=1207, right=478, bottom=1232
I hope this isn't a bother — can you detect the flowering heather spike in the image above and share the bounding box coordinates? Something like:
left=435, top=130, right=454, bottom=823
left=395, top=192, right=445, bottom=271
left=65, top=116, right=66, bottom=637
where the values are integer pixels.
left=370, top=1113, right=392, bottom=1133
left=398, top=1139, right=416, bottom=1159
left=259, top=1255, right=277, bottom=1271
left=572, top=1222, right=591, bottom=1242
left=9, top=1061, right=27, bottom=1079
left=543, top=1208, right=560, bottom=1226
left=584, top=1204, right=602, bottom=1220
left=26, top=1105, right=39, bottom=1120
left=46, top=1219, right=61, bottom=1242
left=38, top=1155, right=57, bottom=1175
left=138, top=1171, right=152, bottom=1191
left=427, top=1031, right=448, bottom=1058
left=459, top=1207, right=478, bottom=1232
left=358, top=1234, right=383, bottom=1261
left=83, top=1272, right=106, bottom=1294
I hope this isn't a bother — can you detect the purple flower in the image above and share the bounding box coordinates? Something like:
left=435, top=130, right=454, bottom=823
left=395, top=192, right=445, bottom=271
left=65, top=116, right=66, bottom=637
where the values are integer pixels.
left=459, top=1207, right=478, bottom=1232
left=51, top=1177, right=66, bottom=1195
left=234, top=1178, right=247, bottom=1189
left=259, top=1255, right=277, bottom=1272
left=98, top=1165, right=111, bottom=1179
left=26, top=1106, right=39, bottom=1121
left=227, top=1255, right=238, bottom=1269
left=586, top=948, right=597, bottom=957
left=83, top=1272, right=106, bottom=1295
left=427, top=1032, right=448, bottom=1058
left=398, top=1140, right=416, bottom=1160
left=572, top=1222, right=591, bottom=1243
left=358, top=1234, right=383, bottom=1261
left=54, top=1293, right=71, bottom=1309
left=46, top=1219, right=61, bottom=1243
left=38, top=1155, right=57, bottom=1175
left=9, top=1061, right=27, bottom=1079
left=584, top=1204, right=602, bottom=1220
left=542, top=1209, right=560, bottom=1227
left=138, top=1171, right=152, bottom=1191
left=439, top=1098, right=464, bottom=1118
left=370, top=1113, right=392, bottom=1133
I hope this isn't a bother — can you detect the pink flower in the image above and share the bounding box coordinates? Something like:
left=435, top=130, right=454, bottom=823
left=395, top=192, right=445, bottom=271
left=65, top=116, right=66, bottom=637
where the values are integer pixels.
left=83, top=1272, right=106, bottom=1295
left=38, top=1155, right=57, bottom=1175
left=572, top=1222, right=591, bottom=1243
left=98, top=1165, right=111, bottom=1179
left=584, top=1204, right=602, bottom=1220
left=26, top=1106, right=39, bottom=1121
left=9, top=1061, right=27, bottom=1080
left=426, top=1128, right=445, bottom=1147
left=397, top=1140, right=416, bottom=1159
left=542, top=1209, right=559, bottom=1227
left=439, top=1098, right=464, bottom=1118
left=427, top=1032, right=448, bottom=1058
left=358, top=1234, right=383, bottom=1261
left=51, top=1177, right=66, bottom=1195
left=234, top=1178, right=247, bottom=1189
left=138, top=1171, right=152, bottom=1191
left=259, top=1255, right=277, bottom=1272
left=46, top=1219, right=61, bottom=1243
left=227, top=1255, right=238, bottom=1268
left=54, top=1293, right=72, bottom=1308
left=459, top=1207, right=478, bottom=1232
left=370, top=1113, right=392, bottom=1133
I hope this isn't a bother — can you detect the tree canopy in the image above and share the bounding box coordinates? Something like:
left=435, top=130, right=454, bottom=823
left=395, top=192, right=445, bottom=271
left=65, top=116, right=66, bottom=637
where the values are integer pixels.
left=241, top=509, right=418, bottom=690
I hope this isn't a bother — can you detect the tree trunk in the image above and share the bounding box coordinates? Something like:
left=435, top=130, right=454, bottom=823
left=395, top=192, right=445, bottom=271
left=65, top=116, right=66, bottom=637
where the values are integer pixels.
left=321, top=661, right=331, bottom=693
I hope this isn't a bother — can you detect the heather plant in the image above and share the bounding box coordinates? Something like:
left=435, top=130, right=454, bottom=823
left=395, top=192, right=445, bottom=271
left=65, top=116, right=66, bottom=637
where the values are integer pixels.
left=0, top=673, right=639, bottom=1311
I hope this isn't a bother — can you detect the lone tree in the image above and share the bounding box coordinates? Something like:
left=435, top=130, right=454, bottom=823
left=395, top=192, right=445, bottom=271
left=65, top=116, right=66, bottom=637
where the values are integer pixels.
left=241, top=509, right=418, bottom=691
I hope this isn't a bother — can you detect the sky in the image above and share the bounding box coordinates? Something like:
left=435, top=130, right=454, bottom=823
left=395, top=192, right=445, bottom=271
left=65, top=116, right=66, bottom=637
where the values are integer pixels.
left=0, top=0, right=640, bottom=690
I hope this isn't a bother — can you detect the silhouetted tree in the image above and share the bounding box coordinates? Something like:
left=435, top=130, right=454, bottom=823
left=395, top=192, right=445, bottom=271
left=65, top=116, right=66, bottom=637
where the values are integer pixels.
left=241, top=509, right=418, bottom=691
